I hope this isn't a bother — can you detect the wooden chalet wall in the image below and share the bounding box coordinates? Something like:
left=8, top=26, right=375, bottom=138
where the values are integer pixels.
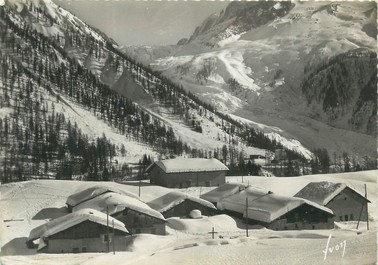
left=43, top=220, right=130, bottom=253
left=113, top=209, right=166, bottom=235
left=326, top=187, right=368, bottom=222
left=221, top=204, right=334, bottom=231
left=268, top=204, right=334, bottom=230
left=149, top=165, right=226, bottom=188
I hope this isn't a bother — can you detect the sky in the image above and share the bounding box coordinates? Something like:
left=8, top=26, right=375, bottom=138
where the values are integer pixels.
left=54, top=0, right=228, bottom=46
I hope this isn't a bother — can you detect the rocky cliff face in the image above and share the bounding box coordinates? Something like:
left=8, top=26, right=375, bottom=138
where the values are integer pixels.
left=188, top=1, right=294, bottom=46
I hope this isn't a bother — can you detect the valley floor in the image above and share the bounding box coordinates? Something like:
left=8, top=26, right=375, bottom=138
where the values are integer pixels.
left=0, top=171, right=377, bottom=265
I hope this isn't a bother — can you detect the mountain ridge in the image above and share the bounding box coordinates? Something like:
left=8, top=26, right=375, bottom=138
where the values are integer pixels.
left=0, top=0, right=323, bottom=183
left=124, top=1, right=376, bottom=163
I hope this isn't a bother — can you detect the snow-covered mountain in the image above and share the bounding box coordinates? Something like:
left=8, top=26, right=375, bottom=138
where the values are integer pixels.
left=1, top=0, right=320, bottom=182
left=124, top=1, right=377, bottom=162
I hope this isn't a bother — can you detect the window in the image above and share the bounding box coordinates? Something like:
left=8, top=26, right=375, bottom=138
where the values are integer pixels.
left=186, top=181, right=192, bottom=188
left=205, top=181, right=211, bottom=187
left=73, top=247, right=79, bottom=253
left=350, top=214, right=354, bottom=220
left=102, top=234, right=112, bottom=243
left=312, top=225, right=315, bottom=230
left=295, top=224, right=298, bottom=229
left=344, top=215, right=349, bottom=221
left=339, top=216, right=343, bottom=221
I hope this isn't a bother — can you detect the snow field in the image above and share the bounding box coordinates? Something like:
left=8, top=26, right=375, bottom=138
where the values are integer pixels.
left=1, top=170, right=377, bottom=265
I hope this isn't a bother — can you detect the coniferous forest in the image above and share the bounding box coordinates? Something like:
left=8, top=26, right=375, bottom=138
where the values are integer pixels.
left=0, top=2, right=375, bottom=184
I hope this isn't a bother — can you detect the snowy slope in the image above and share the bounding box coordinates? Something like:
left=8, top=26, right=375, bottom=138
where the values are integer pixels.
left=126, top=1, right=376, bottom=160
left=2, top=0, right=276, bottom=173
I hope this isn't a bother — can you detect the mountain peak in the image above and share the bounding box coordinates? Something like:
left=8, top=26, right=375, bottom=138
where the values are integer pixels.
left=187, top=1, right=294, bottom=45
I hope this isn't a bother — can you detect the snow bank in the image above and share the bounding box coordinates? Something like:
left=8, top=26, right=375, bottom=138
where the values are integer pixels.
left=200, top=183, right=247, bottom=204
left=167, top=214, right=242, bottom=234
left=147, top=191, right=216, bottom=213
left=66, top=185, right=139, bottom=208
left=147, top=158, right=228, bottom=173
left=73, top=192, right=165, bottom=221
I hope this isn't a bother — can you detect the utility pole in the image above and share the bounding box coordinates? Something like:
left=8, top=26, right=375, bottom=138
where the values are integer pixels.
left=357, top=183, right=369, bottom=231
left=245, top=196, right=249, bottom=237
left=107, top=206, right=110, bottom=253
left=138, top=180, right=141, bottom=197
left=112, top=219, right=115, bottom=254
left=365, top=184, right=369, bottom=230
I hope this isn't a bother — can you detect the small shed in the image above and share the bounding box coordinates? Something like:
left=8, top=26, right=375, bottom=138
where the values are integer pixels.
left=200, top=183, right=247, bottom=207
left=294, top=181, right=371, bottom=222
left=27, top=208, right=130, bottom=253
left=218, top=187, right=334, bottom=230
left=146, top=158, right=228, bottom=188
left=73, top=192, right=166, bottom=235
left=66, top=185, right=139, bottom=212
left=147, top=191, right=217, bottom=218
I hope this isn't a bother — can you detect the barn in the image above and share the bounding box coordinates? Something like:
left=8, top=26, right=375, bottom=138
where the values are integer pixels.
left=27, top=208, right=130, bottom=253
left=66, top=185, right=139, bottom=212
left=146, top=158, right=228, bottom=188
left=147, top=191, right=217, bottom=218
left=218, top=187, right=334, bottom=230
left=294, top=181, right=371, bottom=222
left=200, top=183, right=247, bottom=207
left=73, top=192, right=167, bottom=235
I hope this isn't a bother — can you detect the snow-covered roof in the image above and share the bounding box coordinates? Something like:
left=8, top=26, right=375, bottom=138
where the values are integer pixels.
left=73, top=192, right=166, bottom=221
left=146, top=158, right=228, bottom=173
left=66, top=185, right=139, bottom=207
left=147, top=191, right=217, bottom=213
left=218, top=187, right=334, bottom=223
left=200, top=183, right=247, bottom=203
left=294, top=181, right=370, bottom=205
left=28, top=208, right=128, bottom=250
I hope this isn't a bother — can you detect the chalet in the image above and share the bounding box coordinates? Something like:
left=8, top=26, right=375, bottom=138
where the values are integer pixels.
left=66, top=185, right=139, bottom=212
left=274, top=149, right=287, bottom=161
left=200, top=183, right=247, bottom=207
left=146, top=158, right=228, bottom=188
left=218, top=187, right=334, bottom=230
left=294, top=182, right=371, bottom=222
left=147, top=191, right=217, bottom=218
left=27, top=208, right=130, bottom=253
left=73, top=192, right=166, bottom=235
